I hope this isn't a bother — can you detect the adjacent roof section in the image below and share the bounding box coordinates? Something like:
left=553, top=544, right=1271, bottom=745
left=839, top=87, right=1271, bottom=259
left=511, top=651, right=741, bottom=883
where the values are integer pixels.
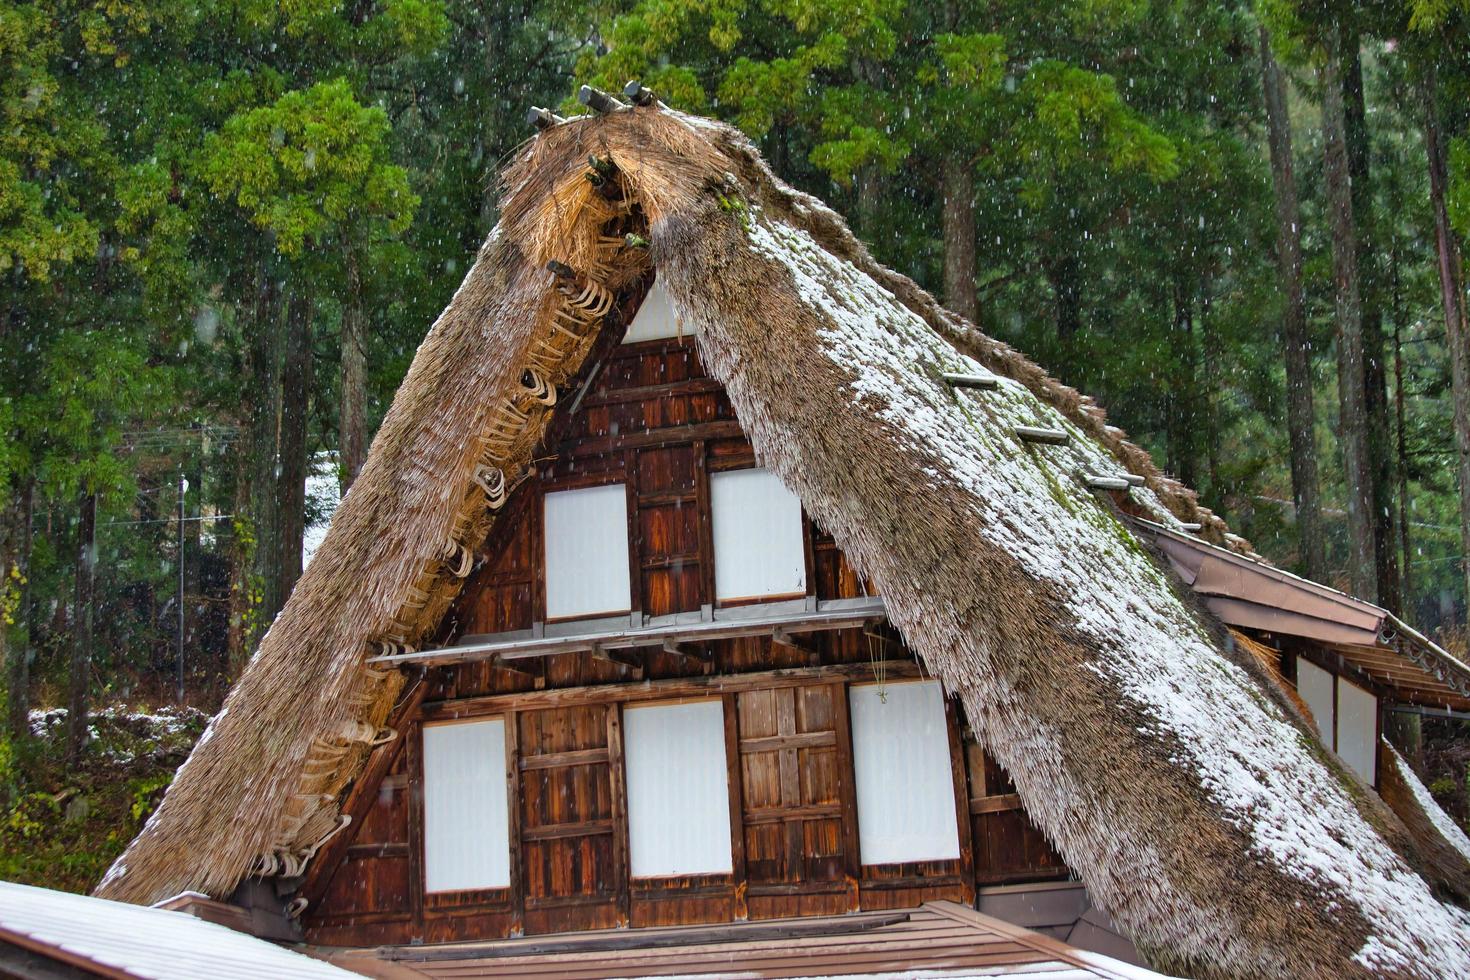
left=320, top=902, right=1169, bottom=980
left=1134, top=517, right=1470, bottom=710
left=0, top=881, right=355, bottom=980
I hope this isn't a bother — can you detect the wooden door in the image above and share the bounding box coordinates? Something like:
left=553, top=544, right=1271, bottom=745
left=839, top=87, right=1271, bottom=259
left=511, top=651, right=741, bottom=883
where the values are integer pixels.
left=516, top=703, right=626, bottom=934
left=735, top=683, right=857, bottom=918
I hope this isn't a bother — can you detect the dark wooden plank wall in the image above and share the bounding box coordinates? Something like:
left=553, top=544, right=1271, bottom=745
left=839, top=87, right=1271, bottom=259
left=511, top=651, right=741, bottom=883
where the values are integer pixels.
left=303, top=336, right=1068, bottom=946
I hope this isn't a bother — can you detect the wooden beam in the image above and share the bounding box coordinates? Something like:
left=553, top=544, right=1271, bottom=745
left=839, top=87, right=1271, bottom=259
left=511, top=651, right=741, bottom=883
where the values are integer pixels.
left=578, top=84, right=625, bottom=114
left=1013, top=425, right=1069, bottom=445
left=1084, top=475, right=1132, bottom=491
left=662, top=638, right=713, bottom=665
left=422, top=660, right=925, bottom=718
left=591, top=645, right=645, bottom=679
left=773, top=627, right=820, bottom=666
left=526, top=106, right=565, bottom=130
left=374, top=597, right=887, bottom=667
left=622, top=80, right=665, bottom=108
left=942, top=371, right=998, bottom=390
left=491, top=654, right=540, bottom=678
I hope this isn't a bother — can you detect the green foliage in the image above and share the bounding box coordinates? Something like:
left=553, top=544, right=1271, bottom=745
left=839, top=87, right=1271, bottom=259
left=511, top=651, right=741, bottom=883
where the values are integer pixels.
left=201, top=80, right=419, bottom=256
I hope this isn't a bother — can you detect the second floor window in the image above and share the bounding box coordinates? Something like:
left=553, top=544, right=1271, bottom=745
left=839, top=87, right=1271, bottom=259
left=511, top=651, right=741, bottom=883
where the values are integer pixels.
left=710, top=468, right=806, bottom=604
left=544, top=484, right=631, bottom=620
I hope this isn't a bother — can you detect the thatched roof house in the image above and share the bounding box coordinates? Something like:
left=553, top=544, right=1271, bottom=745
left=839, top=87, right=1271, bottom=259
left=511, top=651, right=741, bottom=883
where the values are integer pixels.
left=100, top=92, right=1470, bottom=978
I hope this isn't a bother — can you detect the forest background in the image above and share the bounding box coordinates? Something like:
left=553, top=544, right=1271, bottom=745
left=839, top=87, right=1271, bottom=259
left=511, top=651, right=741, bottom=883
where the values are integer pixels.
left=3, top=0, right=1470, bottom=889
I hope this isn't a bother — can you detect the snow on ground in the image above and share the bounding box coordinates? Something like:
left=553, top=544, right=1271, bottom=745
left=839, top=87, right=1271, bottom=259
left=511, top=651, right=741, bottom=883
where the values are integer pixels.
left=746, top=213, right=1470, bottom=974
left=302, top=452, right=342, bottom=571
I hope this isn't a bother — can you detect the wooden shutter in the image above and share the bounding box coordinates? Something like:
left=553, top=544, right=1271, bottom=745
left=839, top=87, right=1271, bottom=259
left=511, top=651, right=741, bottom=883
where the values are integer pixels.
left=735, top=683, right=856, bottom=918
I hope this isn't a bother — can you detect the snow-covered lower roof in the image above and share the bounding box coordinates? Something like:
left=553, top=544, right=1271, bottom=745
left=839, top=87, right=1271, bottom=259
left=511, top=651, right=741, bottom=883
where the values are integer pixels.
left=0, top=881, right=355, bottom=979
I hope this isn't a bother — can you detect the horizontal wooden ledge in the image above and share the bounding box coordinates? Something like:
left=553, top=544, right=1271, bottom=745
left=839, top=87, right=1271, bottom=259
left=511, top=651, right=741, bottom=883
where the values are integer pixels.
left=374, top=596, right=888, bottom=667
left=742, top=802, right=844, bottom=825
left=520, top=818, right=614, bottom=842
left=564, top=420, right=745, bottom=459
left=385, top=909, right=912, bottom=962
left=519, top=747, right=610, bottom=771
left=970, top=793, right=1023, bottom=814
left=423, top=660, right=926, bottom=717
left=740, top=730, right=837, bottom=753
left=581, top=376, right=725, bottom=409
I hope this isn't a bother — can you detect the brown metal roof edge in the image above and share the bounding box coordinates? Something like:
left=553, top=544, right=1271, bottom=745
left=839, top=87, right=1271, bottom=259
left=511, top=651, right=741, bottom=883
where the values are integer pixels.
left=923, top=901, right=1170, bottom=979
left=1385, top=613, right=1470, bottom=701
left=1130, top=516, right=1470, bottom=704
left=1129, top=517, right=1384, bottom=618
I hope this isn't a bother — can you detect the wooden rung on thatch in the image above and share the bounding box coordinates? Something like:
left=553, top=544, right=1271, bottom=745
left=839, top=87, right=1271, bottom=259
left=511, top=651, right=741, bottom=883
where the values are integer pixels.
left=1123, top=474, right=1147, bottom=487
left=622, top=80, right=666, bottom=109
left=942, top=371, right=999, bottom=390
left=578, top=85, right=625, bottom=114
left=526, top=106, right=565, bottom=131
left=1084, top=475, right=1132, bottom=491
left=1014, top=425, right=1070, bottom=445
left=1179, top=522, right=1203, bottom=532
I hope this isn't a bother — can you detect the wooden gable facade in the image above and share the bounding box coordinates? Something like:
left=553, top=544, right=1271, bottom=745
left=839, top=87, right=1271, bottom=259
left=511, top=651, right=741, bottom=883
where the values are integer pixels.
left=298, top=286, right=1069, bottom=948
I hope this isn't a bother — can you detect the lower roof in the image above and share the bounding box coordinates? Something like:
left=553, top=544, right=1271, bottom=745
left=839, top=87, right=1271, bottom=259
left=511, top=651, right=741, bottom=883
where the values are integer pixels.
left=318, top=902, right=1166, bottom=980
left=0, top=881, right=355, bottom=980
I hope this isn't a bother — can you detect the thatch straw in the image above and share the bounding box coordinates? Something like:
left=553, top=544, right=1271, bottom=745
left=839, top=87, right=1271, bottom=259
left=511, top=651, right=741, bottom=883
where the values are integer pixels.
left=101, top=105, right=1470, bottom=977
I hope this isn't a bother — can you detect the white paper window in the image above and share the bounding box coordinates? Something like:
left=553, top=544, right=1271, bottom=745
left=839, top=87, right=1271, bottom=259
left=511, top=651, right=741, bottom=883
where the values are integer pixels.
left=848, top=680, right=961, bottom=865
left=423, top=719, right=510, bottom=892
left=1336, top=678, right=1378, bottom=785
left=1296, top=658, right=1336, bottom=745
left=710, top=468, right=806, bottom=603
left=622, top=283, right=696, bottom=343
left=623, top=700, right=733, bottom=877
left=544, top=484, right=631, bottom=620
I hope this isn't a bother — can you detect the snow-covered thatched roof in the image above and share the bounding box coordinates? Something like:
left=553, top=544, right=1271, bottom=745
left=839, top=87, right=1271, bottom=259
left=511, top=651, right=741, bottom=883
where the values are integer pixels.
left=99, top=97, right=1470, bottom=978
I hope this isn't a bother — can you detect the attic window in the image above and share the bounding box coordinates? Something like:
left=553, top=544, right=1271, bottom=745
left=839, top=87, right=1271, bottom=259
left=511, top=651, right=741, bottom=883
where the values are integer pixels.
left=710, top=468, right=806, bottom=604
left=544, top=484, right=632, bottom=620
left=423, top=718, right=511, bottom=892
left=848, top=680, right=961, bottom=865
left=623, top=699, right=733, bottom=877
left=622, top=282, right=695, bottom=344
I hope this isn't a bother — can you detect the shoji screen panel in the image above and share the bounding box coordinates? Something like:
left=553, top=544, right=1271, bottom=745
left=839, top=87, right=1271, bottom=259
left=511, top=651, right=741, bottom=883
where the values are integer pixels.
left=710, top=468, right=806, bottom=603
left=849, top=680, right=961, bottom=865
left=1296, top=658, right=1336, bottom=744
left=422, top=718, right=510, bottom=893
left=624, top=700, right=733, bottom=877
left=1336, top=679, right=1378, bottom=785
left=543, top=483, right=631, bottom=620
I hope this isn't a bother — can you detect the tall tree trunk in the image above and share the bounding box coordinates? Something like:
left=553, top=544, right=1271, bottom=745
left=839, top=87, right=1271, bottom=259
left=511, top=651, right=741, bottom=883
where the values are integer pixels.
left=65, top=492, right=96, bottom=767
left=1394, top=278, right=1412, bottom=619
left=1166, top=277, right=1201, bottom=490
left=1321, top=27, right=1378, bottom=601
left=942, top=155, right=979, bottom=325
left=1421, top=62, right=1470, bottom=615
left=227, top=449, right=251, bottom=677
left=1048, top=253, right=1084, bottom=346
left=1343, top=36, right=1401, bottom=611
left=7, top=479, right=34, bottom=736
left=279, top=285, right=314, bottom=600
left=1259, top=27, right=1327, bottom=582
left=340, top=244, right=367, bottom=491
left=246, top=256, right=284, bottom=650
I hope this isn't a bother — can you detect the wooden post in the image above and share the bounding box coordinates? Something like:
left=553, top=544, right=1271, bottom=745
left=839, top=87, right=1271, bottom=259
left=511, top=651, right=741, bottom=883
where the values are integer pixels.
left=722, top=693, right=749, bottom=920
left=607, top=704, right=631, bottom=928
left=945, top=696, right=977, bottom=903
left=505, top=711, right=525, bottom=937
left=830, top=681, right=862, bottom=913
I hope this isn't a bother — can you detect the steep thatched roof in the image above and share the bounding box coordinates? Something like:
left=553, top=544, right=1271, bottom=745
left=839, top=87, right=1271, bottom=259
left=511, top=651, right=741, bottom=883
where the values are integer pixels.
left=99, top=101, right=1470, bottom=977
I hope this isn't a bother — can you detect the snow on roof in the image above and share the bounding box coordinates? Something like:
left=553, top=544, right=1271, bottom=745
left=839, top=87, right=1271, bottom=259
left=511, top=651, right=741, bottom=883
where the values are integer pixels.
left=0, top=881, right=356, bottom=979
left=746, top=213, right=1470, bottom=973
